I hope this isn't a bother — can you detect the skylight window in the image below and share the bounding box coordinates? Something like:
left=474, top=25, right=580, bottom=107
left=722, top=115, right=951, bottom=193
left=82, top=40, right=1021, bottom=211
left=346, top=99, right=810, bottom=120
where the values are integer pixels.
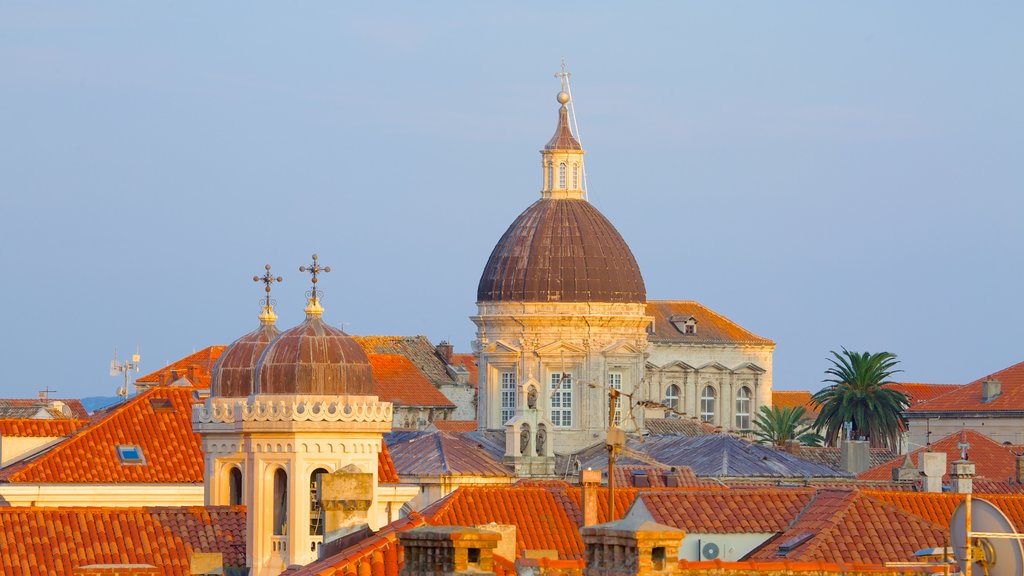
left=117, top=444, right=146, bottom=465
left=149, top=398, right=175, bottom=412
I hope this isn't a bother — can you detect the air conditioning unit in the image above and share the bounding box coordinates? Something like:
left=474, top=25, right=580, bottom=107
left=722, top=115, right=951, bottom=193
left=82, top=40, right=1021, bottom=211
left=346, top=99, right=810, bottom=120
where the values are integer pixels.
left=698, top=539, right=721, bottom=561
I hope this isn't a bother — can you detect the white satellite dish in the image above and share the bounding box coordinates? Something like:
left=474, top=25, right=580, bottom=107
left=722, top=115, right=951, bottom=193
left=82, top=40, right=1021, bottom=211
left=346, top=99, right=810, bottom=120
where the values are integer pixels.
left=950, top=496, right=1024, bottom=576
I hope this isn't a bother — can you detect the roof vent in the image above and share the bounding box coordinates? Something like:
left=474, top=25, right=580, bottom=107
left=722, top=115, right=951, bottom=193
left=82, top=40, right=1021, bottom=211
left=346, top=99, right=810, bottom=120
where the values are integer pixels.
left=668, top=314, right=697, bottom=335
left=777, top=532, right=815, bottom=554
left=149, top=398, right=175, bottom=413
left=981, top=379, right=1002, bottom=403
left=631, top=470, right=650, bottom=488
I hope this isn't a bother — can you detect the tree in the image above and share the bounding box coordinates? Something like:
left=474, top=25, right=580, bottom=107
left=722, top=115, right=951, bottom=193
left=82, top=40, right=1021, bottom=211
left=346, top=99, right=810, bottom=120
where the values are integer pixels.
left=811, top=348, right=910, bottom=450
left=752, top=405, right=823, bottom=447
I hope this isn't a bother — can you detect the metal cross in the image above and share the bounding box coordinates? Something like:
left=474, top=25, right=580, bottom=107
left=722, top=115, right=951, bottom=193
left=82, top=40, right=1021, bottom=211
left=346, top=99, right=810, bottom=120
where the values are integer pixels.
left=299, top=254, right=331, bottom=301
left=38, top=387, right=56, bottom=401
left=554, top=58, right=571, bottom=92
left=253, top=264, right=283, bottom=309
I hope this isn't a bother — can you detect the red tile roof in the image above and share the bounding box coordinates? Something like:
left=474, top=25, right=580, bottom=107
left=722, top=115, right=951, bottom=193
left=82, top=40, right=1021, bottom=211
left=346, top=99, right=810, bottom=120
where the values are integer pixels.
left=638, top=489, right=814, bottom=533
left=448, top=354, right=478, bottom=388
left=858, top=429, right=1024, bottom=484
left=865, top=490, right=1024, bottom=529
left=909, top=359, right=1024, bottom=412
left=646, top=301, right=774, bottom=346
left=612, top=466, right=719, bottom=489
left=378, top=440, right=400, bottom=484
left=748, top=489, right=947, bottom=565
left=0, top=506, right=245, bottom=575
left=884, top=382, right=959, bottom=406
left=432, top=420, right=477, bottom=433
left=0, top=398, right=89, bottom=419
left=136, top=346, right=226, bottom=389
left=0, top=387, right=203, bottom=484
left=0, top=418, right=88, bottom=437
left=368, top=354, right=455, bottom=409
left=771, top=391, right=820, bottom=419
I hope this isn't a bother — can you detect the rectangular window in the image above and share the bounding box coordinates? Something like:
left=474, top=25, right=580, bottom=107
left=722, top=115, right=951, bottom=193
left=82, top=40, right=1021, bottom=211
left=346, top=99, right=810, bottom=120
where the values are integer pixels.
left=500, top=370, right=517, bottom=424
left=550, top=372, right=573, bottom=428
left=608, top=372, right=623, bottom=426
left=116, top=444, right=146, bottom=465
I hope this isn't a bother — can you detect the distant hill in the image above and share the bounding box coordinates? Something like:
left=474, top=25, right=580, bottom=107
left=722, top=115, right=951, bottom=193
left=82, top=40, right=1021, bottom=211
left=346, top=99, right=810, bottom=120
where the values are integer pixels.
left=80, top=395, right=124, bottom=414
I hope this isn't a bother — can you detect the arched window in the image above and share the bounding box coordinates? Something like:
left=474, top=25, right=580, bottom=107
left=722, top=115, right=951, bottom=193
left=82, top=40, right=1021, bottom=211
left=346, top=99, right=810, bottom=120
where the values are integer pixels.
left=228, top=466, right=242, bottom=506
left=700, top=386, right=716, bottom=423
left=573, top=164, right=579, bottom=189
left=550, top=372, right=573, bottom=428
left=559, top=163, right=567, bottom=189
left=500, top=370, right=517, bottom=424
left=547, top=161, right=554, bottom=190
left=664, top=384, right=680, bottom=411
left=309, top=468, right=328, bottom=536
left=735, top=387, right=752, bottom=429
left=272, top=468, right=288, bottom=536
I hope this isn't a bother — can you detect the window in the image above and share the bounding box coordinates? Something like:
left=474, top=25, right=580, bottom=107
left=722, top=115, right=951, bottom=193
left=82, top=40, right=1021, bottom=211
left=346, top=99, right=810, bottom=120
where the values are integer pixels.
left=500, top=370, right=517, bottom=424
left=685, top=323, right=696, bottom=334
left=700, top=386, right=716, bottom=423
left=273, top=468, right=288, bottom=536
left=735, top=387, right=752, bottom=429
left=652, top=547, right=666, bottom=571
left=310, top=468, right=328, bottom=536
left=664, top=384, right=680, bottom=411
left=116, top=444, right=145, bottom=465
left=573, top=164, right=579, bottom=189
left=228, top=467, right=242, bottom=505
left=149, top=398, right=174, bottom=412
left=547, top=161, right=554, bottom=190
left=559, top=163, right=566, bottom=188
left=550, top=372, right=573, bottom=427
left=608, top=372, right=623, bottom=426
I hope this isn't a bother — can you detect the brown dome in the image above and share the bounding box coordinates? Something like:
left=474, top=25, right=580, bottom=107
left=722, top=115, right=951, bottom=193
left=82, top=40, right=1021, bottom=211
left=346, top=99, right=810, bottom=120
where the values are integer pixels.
left=255, top=315, right=374, bottom=395
left=477, top=198, right=646, bottom=303
left=211, top=324, right=279, bottom=397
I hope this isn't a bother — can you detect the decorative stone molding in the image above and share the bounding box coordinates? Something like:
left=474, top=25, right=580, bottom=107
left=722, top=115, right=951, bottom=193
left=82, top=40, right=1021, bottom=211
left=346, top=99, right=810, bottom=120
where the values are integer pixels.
left=193, top=395, right=392, bottom=426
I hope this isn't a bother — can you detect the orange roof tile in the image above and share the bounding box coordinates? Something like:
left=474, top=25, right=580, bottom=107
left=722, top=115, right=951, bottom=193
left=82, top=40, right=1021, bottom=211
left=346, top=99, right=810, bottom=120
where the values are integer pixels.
left=0, top=387, right=204, bottom=484
left=858, top=429, right=1024, bottom=483
left=0, top=398, right=89, bottom=419
left=448, top=353, right=478, bottom=387
left=771, top=391, right=820, bottom=418
left=368, top=354, right=455, bottom=408
left=676, top=559, right=936, bottom=573
left=637, top=489, right=813, bottom=533
left=866, top=490, right=1024, bottom=529
left=884, top=382, right=959, bottom=406
left=0, top=506, right=244, bottom=575
left=136, top=346, right=226, bottom=389
left=646, top=301, right=774, bottom=346
left=612, top=466, right=719, bottom=489
left=378, top=440, right=400, bottom=484
left=909, top=359, right=1024, bottom=412
left=0, top=418, right=88, bottom=437
left=432, top=420, right=477, bottom=433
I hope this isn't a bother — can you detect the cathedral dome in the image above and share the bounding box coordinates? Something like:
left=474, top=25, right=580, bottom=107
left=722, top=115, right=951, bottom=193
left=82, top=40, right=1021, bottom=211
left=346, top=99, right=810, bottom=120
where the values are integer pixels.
left=476, top=91, right=646, bottom=304
left=255, top=314, right=374, bottom=395
left=211, top=323, right=280, bottom=397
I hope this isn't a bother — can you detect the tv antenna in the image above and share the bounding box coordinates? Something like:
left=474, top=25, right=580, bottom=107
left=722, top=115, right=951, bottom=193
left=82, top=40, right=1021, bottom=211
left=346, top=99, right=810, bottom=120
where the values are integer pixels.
left=555, top=59, right=588, bottom=200
left=110, top=346, right=141, bottom=400
left=951, top=495, right=1024, bottom=576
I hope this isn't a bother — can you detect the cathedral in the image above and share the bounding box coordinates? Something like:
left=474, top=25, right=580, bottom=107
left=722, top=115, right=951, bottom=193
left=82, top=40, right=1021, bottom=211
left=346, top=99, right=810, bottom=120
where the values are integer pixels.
left=472, top=89, right=774, bottom=471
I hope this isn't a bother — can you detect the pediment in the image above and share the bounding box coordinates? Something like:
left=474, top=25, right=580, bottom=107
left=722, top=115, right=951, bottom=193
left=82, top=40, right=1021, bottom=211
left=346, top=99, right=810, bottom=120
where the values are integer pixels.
left=731, top=362, right=766, bottom=374
left=535, top=341, right=587, bottom=357
left=658, top=360, right=697, bottom=372
left=484, top=340, right=521, bottom=354
left=602, top=340, right=643, bottom=356
left=696, top=361, right=730, bottom=372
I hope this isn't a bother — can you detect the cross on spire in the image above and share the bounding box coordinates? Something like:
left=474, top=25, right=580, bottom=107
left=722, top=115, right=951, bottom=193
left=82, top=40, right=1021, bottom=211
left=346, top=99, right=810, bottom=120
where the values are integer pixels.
left=299, top=254, right=330, bottom=315
left=554, top=58, right=571, bottom=92
left=253, top=264, right=283, bottom=324
left=38, top=387, right=56, bottom=401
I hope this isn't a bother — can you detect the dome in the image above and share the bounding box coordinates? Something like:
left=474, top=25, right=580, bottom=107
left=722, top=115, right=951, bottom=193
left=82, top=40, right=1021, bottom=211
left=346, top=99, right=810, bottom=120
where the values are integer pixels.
left=477, top=198, right=646, bottom=303
left=255, top=314, right=374, bottom=396
left=210, top=323, right=279, bottom=397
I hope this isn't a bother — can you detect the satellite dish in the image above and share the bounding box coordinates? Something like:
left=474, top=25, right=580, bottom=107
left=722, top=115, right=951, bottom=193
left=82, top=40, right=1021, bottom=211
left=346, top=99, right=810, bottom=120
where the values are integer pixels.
left=701, top=542, right=720, bottom=560
left=951, top=497, right=1024, bottom=576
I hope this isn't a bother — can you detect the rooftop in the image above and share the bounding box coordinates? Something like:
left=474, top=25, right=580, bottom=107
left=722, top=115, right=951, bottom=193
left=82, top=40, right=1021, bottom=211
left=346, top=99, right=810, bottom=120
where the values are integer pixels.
left=858, top=428, right=1024, bottom=486
left=135, top=346, right=225, bottom=389
left=368, top=354, right=455, bottom=409
left=908, top=359, right=1024, bottom=413
left=646, top=301, right=774, bottom=346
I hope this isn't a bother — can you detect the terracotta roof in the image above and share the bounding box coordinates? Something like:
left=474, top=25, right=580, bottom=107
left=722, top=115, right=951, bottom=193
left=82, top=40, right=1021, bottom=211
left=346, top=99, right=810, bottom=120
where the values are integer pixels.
left=355, top=336, right=460, bottom=388
left=675, top=559, right=936, bottom=573
left=884, top=382, right=960, bottom=406
left=368, top=354, right=454, bottom=408
left=0, top=418, right=88, bottom=437
left=386, top=431, right=511, bottom=477
left=477, top=198, right=646, bottom=304
left=136, top=346, right=225, bottom=389
left=431, top=420, right=478, bottom=433
left=771, top=391, right=820, bottom=419
left=909, top=359, right=1024, bottom=413
left=378, top=440, right=400, bottom=484
left=612, top=466, right=718, bottom=489
left=643, top=417, right=714, bottom=436
left=637, top=489, right=814, bottom=533
left=448, top=353, right=479, bottom=388
left=0, top=387, right=203, bottom=484
left=0, top=398, right=89, bottom=419
left=866, top=490, right=1024, bottom=528
left=0, top=506, right=245, bottom=575
left=646, top=301, right=773, bottom=345
left=748, top=489, right=947, bottom=565
left=858, top=429, right=1024, bottom=483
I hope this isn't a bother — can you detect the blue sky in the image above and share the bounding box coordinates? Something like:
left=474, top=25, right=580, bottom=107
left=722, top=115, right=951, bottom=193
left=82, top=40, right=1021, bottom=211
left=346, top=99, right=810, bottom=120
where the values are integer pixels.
left=1, top=2, right=1021, bottom=398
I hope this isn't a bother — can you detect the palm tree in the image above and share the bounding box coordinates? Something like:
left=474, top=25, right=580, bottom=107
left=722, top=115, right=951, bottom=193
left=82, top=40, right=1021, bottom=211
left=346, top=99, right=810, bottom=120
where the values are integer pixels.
left=752, top=405, right=823, bottom=447
left=811, top=348, right=910, bottom=450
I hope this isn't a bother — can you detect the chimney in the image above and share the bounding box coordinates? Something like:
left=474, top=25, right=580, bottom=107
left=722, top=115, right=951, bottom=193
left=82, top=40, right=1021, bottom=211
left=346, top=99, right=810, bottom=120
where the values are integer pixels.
left=581, top=517, right=685, bottom=576
left=950, top=459, right=976, bottom=494
left=981, top=379, right=1002, bottom=403
left=436, top=341, right=454, bottom=364
left=918, top=451, right=947, bottom=493
left=839, top=439, right=871, bottom=475
left=321, top=468, right=375, bottom=545
left=783, top=439, right=802, bottom=455
left=892, top=454, right=918, bottom=481
left=631, top=470, right=650, bottom=488
left=582, top=468, right=602, bottom=527
left=398, top=526, right=500, bottom=576
left=1016, top=452, right=1024, bottom=484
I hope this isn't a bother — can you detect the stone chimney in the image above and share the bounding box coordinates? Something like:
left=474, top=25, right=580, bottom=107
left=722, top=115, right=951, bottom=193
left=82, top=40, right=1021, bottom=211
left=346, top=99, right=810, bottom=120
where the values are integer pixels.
left=981, top=379, right=1001, bottom=403
left=918, top=451, right=947, bottom=493
left=398, top=526, right=500, bottom=576
left=840, top=439, right=871, bottom=475
left=892, top=454, right=918, bottom=481
left=581, top=517, right=685, bottom=576
left=321, top=467, right=375, bottom=545
left=950, top=459, right=975, bottom=494
left=581, top=468, right=602, bottom=527
left=436, top=341, right=454, bottom=364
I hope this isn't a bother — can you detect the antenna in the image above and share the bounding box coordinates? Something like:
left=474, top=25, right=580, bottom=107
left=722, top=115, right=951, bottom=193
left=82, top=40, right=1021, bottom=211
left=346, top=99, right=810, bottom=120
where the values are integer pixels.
left=950, top=496, right=1024, bottom=576
left=110, top=345, right=141, bottom=399
left=555, top=59, right=588, bottom=200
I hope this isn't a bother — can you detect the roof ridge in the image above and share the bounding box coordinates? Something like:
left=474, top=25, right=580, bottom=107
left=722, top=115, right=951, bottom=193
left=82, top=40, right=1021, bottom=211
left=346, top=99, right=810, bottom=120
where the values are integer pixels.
left=783, top=489, right=859, bottom=559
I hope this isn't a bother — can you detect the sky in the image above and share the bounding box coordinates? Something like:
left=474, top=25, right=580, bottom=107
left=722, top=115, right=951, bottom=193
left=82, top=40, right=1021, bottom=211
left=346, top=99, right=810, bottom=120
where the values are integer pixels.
left=0, top=2, right=1021, bottom=399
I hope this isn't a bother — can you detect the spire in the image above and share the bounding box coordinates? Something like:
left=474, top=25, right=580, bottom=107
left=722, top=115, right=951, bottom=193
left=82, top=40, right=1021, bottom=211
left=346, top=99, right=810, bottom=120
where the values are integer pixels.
left=540, top=64, right=586, bottom=200
left=299, top=254, right=330, bottom=317
left=545, top=93, right=583, bottom=151
left=253, top=264, right=283, bottom=325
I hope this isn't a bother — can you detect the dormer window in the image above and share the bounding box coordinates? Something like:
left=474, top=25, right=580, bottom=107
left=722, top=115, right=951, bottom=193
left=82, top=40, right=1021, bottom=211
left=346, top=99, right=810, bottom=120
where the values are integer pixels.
left=116, top=444, right=146, bottom=465
left=669, top=314, right=698, bottom=335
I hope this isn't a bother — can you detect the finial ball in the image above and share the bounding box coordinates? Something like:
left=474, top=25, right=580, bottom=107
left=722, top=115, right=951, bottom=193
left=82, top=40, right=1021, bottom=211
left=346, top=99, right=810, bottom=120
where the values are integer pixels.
left=253, top=276, right=259, bottom=282
left=557, top=91, right=570, bottom=105
left=276, top=276, right=283, bottom=282
left=324, top=266, right=331, bottom=273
